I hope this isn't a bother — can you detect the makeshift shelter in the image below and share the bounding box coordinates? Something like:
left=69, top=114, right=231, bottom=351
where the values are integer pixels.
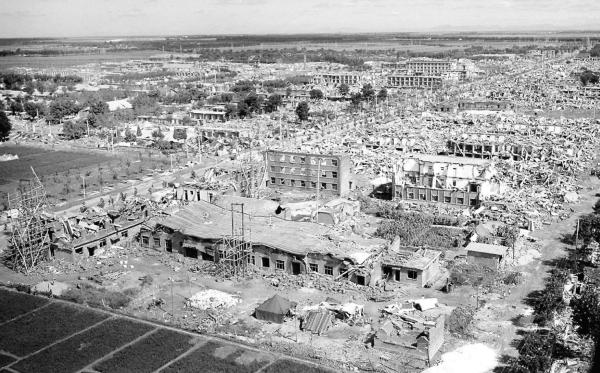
left=255, top=294, right=294, bottom=324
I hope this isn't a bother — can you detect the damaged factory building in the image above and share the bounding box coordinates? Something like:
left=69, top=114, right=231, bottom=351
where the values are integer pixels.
left=392, top=154, right=505, bottom=207
left=139, top=200, right=385, bottom=285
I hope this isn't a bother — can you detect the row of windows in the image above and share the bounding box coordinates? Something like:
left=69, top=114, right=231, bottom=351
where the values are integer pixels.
left=270, top=166, right=338, bottom=178
left=270, top=177, right=338, bottom=190
left=400, top=190, right=478, bottom=206
left=248, top=257, right=336, bottom=275
left=268, top=154, right=338, bottom=167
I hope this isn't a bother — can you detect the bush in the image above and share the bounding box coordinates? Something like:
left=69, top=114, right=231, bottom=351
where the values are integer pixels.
left=447, top=305, right=476, bottom=336
left=60, top=284, right=136, bottom=309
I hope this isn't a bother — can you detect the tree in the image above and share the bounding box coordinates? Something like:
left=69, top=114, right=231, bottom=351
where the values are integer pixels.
left=350, top=93, right=363, bottom=109
left=309, top=89, right=324, bottom=100
left=173, top=127, right=187, bottom=140
left=124, top=127, right=136, bottom=142
left=237, top=101, right=250, bottom=118
left=264, top=94, right=282, bottom=113
left=338, top=83, right=350, bottom=96
left=377, top=88, right=388, bottom=102
left=9, top=99, right=23, bottom=115
left=47, top=97, right=79, bottom=124
left=84, top=95, right=109, bottom=115
left=0, top=112, right=12, bottom=141
left=136, top=125, right=142, bottom=137
left=151, top=128, right=164, bottom=139
left=62, top=121, right=87, bottom=140
left=243, top=93, right=263, bottom=114
left=295, top=101, right=309, bottom=121
left=131, top=94, right=159, bottom=116
left=225, top=104, right=237, bottom=120
left=23, top=101, right=46, bottom=119
left=572, top=286, right=600, bottom=370
left=361, top=83, right=375, bottom=102
left=181, top=116, right=192, bottom=126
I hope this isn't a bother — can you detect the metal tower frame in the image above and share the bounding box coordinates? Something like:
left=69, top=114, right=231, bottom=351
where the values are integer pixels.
left=216, top=203, right=252, bottom=278
left=6, top=168, right=51, bottom=273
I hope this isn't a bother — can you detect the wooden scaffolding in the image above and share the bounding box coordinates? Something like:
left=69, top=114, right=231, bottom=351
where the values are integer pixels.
left=216, top=203, right=252, bottom=278
left=6, top=168, right=51, bottom=273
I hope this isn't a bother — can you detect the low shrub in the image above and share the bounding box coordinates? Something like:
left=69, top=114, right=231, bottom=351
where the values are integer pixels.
left=60, top=284, right=136, bottom=309
left=447, top=305, right=477, bottom=336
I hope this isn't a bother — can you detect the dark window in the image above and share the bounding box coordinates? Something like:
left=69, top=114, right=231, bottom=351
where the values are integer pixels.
left=300, top=156, right=306, bottom=163
left=444, top=196, right=452, bottom=203
left=469, top=183, right=478, bottom=193
left=309, top=263, right=318, bottom=272
left=331, top=171, right=338, bottom=178
left=99, top=239, right=107, bottom=248
left=290, top=179, right=296, bottom=187
left=280, top=178, right=285, bottom=185
left=407, top=270, right=418, bottom=280
left=310, top=181, right=317, bottom=188
left=408, top=192, right=415, bottom=199
left=419, top=193, right=426, bottom=200
left=332, top=184, right=338, bottom=191
left=300, top=180, right=306, bottom=187
left=165, top=239, right=172, bottom=252
left=331, top=159, right=338, bottom=166
left=153, top=238, right=160, bottom=247
left=457, top=197, right=464, bottom=205
left=276, top=260, right=285, bottom=270
left=432, top=194, right=439, bottom=202
left=270, top=177, right=276, bottom=184
left=142, top=236, right=149, bottom=246
left=321, top=182, right=327, bottom=190
left=121, top=230, right=128, bottom=238
left=262, top=257, right=270, bottom=268
left=324, top=266, right=333, bottom=275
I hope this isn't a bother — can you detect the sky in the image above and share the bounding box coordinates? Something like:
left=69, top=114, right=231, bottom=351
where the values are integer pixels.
left=1, top=0, right=599, bottom=38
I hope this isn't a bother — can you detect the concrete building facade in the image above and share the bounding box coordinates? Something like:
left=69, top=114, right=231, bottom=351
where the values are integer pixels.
left=387, top=75, right=442, bottom=89
left=265, top=150, right=352, bottom=196
left=392, top=154, right=502, bottom=207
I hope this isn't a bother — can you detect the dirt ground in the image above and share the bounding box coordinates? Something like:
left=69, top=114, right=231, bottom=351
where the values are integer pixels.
left=1, top=173, right=598, bottom=372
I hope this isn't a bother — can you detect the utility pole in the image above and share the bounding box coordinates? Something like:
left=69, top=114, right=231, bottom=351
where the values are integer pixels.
left=81, top=175, right=86, bottom=198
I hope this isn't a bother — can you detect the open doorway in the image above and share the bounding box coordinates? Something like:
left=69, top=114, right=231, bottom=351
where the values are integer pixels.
left=291, top=262, right=301, bottom=275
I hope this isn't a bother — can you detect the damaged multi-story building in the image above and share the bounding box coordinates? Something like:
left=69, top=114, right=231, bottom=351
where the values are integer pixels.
left=391, top=154, right=503, bottom=207
left=457, top=100, right=515, bottom=112
left=312, top=72, right=363, bottom=86
left=265, top=150, right=353, bottom=196
left=406, top=59, right=454, bottom=76
left=387, top=75, right=442, bottom=89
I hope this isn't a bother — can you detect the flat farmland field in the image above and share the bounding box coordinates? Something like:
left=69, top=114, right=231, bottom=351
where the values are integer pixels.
left=12, top=318, right=155, bottom=373
left=0, top=289, right=48, bottom=323
left=93, top=329, right=195, bottom=373
left=160, top=341, right=274, bottom=373
left=0, top=145, right=113, bottom=185
left=0, top=302, right=109, bottom=356
left=0, top=50, right=161, bottom=70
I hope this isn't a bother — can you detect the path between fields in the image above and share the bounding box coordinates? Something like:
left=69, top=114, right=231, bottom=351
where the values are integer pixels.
left=0, top=288, right=336, bottom=373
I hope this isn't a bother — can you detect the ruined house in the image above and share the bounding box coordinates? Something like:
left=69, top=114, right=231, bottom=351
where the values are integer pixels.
left=391, top=154, right=503, bottom=207
left=374, top=315, right=445, bottom=369
left=381, top=248, right=443, bottom=288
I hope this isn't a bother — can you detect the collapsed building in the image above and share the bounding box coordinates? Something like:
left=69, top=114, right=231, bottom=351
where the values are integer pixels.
left=374, top=314, right=445, bottom=370
left=391, top=154, right=504, bottom=207
left=140, top=200, right=384, bottom=284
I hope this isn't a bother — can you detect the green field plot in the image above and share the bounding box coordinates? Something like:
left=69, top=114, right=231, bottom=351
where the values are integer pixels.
left=93, top=328, right=195, bottom=373
left=160, top=341, right=273, bottom=373
left=12, top=317, right=155, bottom=373
left=0, top=289, right=48, bottom=323
left=0, top=146, right=113, bottom=185
left=0, top=302, right=109, bottom=356
left=0, top=354, right=16, bottom=368
left=262, top=359, right=335, bottom=373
